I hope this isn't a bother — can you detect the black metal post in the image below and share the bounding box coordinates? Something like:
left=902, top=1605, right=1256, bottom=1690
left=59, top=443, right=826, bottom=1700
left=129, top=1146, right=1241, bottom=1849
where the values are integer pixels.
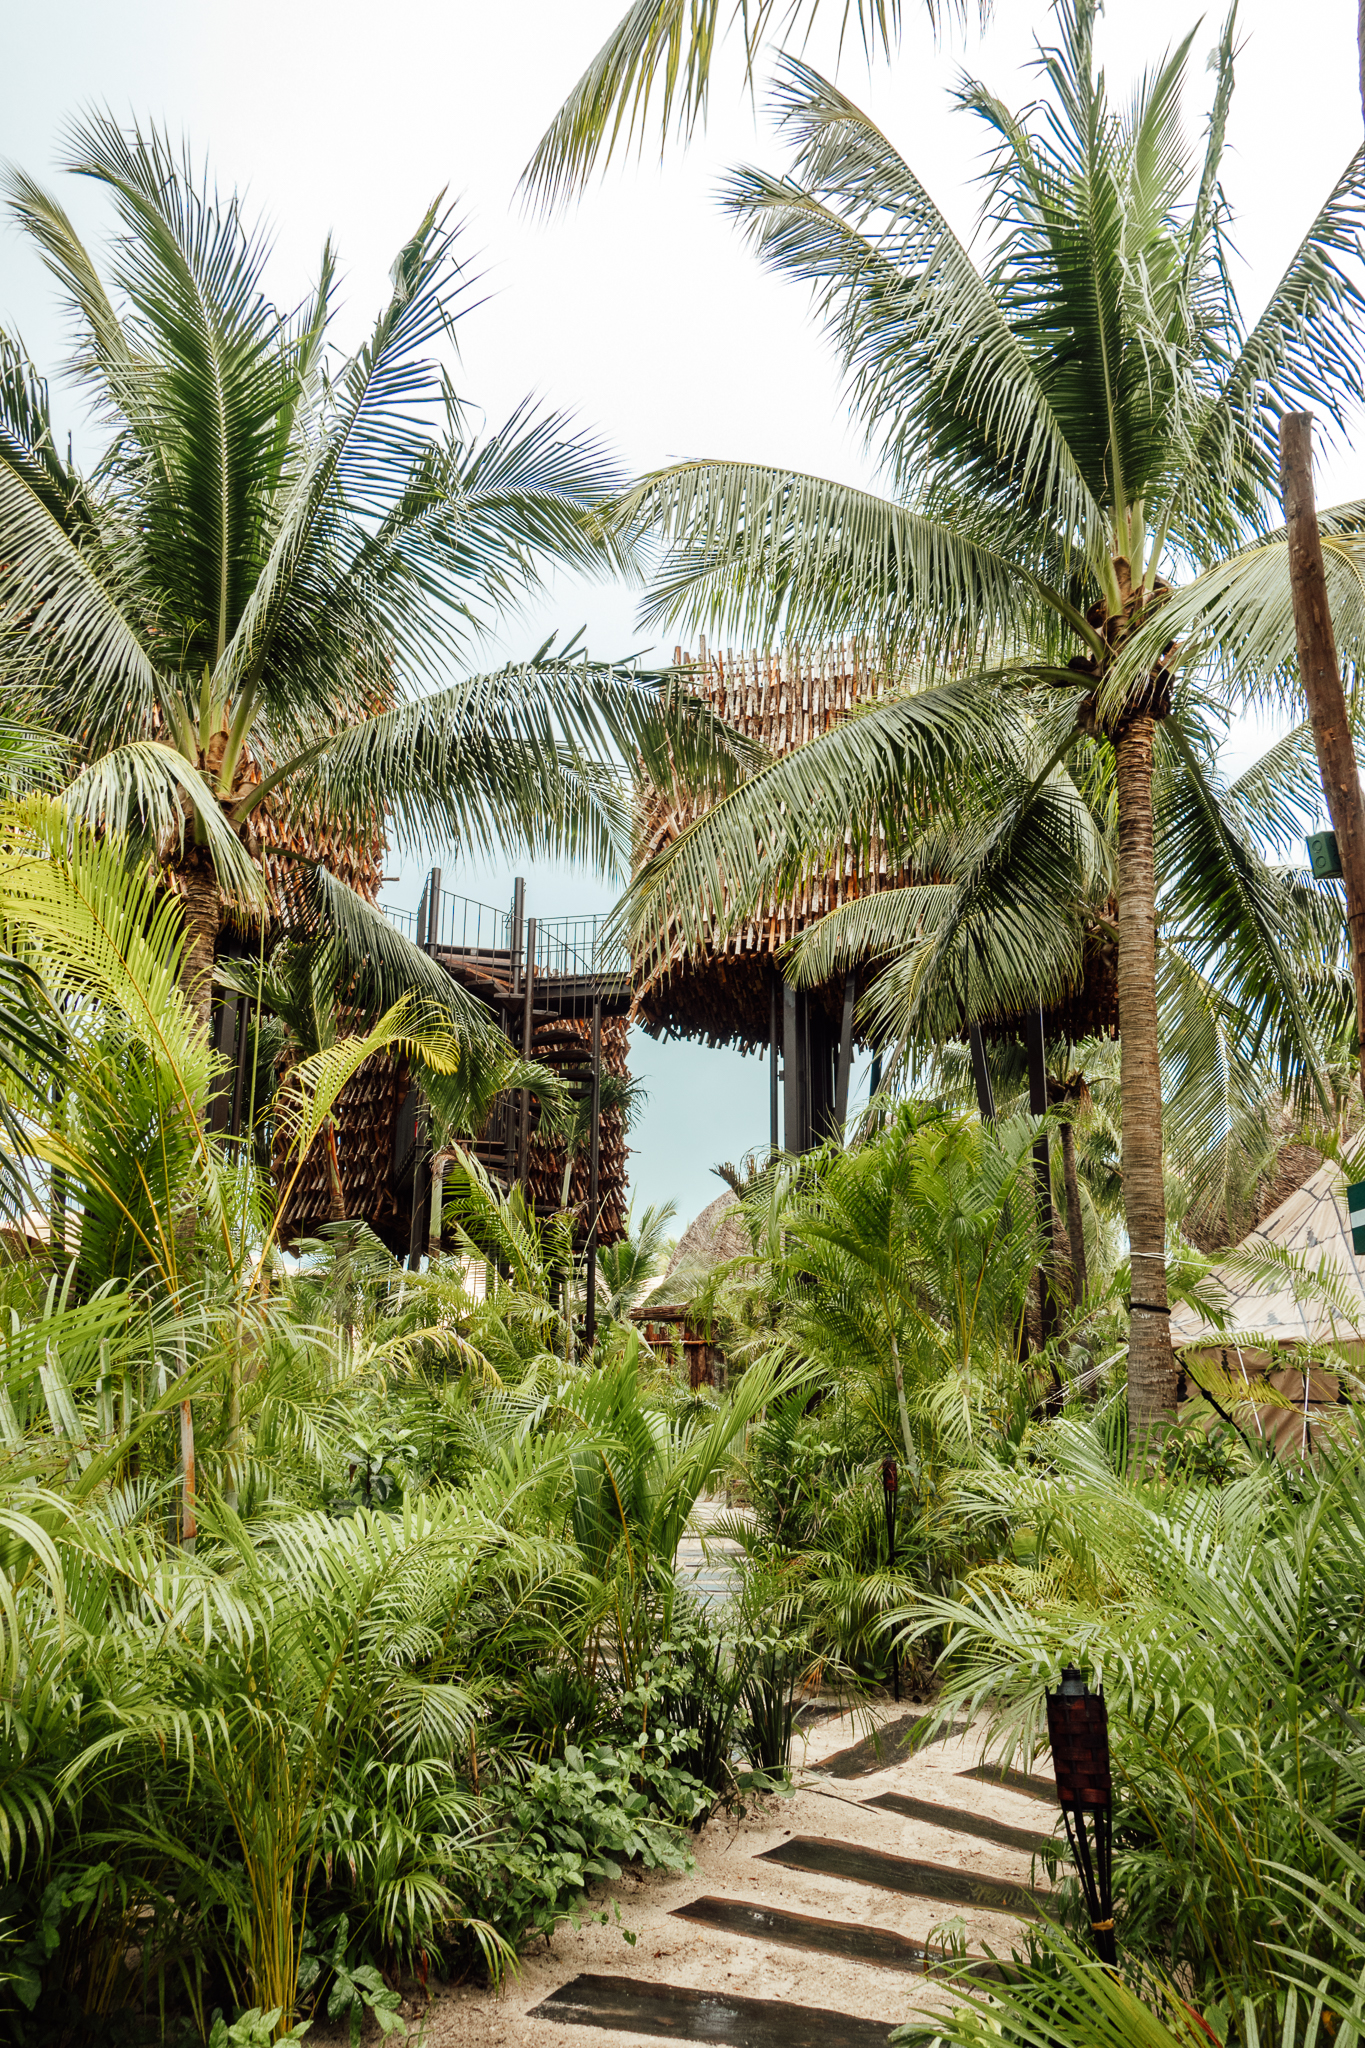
left=968, top=1022, right=996, bottom=1123
left=834, top=971, right=856, bottom=1131
left=1046, top=1666, right=1116, bottom=1967
left=770, top=970, right=781, bottom=1155
left=517, top=917, right=537, bottom=1185
left=230, top=990, right=251, bottom=1138
left=584, top=996, right=602, bottom=1354
left=882, top=1458, right=900, bottom=1702
left=1024, top=1001, right=1055, bottom=1346
left=783, top=981, right=803, bottom=1153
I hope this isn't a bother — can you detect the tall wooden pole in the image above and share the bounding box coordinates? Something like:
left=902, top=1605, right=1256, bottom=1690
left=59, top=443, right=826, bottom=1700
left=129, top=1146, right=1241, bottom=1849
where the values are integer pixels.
left=1279, top=413, right=1365, bottom=1091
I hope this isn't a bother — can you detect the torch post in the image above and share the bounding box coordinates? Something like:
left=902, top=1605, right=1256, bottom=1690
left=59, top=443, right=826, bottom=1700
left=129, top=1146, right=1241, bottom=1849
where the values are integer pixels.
left=1045, top=1665, right=1116, bottom=1967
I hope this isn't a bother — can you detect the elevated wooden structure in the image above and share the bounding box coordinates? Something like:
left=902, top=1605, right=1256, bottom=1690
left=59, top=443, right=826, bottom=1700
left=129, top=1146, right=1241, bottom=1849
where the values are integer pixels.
left=386, top=872, right=633, bottom=1270
left=635, top=641, right=906, bottom=1151
left=634, top=639, right=1120, bottom=1152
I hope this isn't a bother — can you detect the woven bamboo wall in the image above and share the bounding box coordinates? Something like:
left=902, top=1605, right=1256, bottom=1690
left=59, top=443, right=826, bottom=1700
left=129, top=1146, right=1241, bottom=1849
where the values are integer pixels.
left=523, top=1013, right=630, bottom=1244
left=636, top=640, right=904, bottom=1052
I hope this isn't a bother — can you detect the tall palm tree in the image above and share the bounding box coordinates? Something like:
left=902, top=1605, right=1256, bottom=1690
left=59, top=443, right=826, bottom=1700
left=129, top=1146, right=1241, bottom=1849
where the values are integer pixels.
left=0, top=118, right=748, bottom=1040
left=789, top=707, right=1351, bottom=1233
left=613, top=3, right=1365, bottom=1434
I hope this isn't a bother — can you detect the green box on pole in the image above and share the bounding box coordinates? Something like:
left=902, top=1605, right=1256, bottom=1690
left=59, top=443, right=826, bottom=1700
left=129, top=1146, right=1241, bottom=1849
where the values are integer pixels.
left=1307, top=830, right=1344, bottom=880
left=1349, top=1181, right=1365, bottom=1255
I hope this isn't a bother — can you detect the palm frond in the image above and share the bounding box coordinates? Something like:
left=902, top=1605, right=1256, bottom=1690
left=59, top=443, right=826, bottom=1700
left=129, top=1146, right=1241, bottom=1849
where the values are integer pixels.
left=521, top=0, right=973, bottom=210
left=621, top=459, right=1054, bottom=663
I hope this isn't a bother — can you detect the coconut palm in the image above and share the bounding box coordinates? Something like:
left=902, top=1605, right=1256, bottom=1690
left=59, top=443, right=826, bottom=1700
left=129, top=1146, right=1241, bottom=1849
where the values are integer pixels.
left=791, top=707, right=1351, bottom=1235
left=613, top=4, right=1365, bottom=1433
left=0, top=117, right=748, bottom=1041
left=524, top=0, right=982, bottom=206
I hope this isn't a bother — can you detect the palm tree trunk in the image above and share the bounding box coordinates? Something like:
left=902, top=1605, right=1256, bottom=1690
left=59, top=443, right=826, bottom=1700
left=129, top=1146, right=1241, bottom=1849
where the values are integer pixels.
left=1114, top=713, right=1178, bottom=1440
left=324, top=1121, right=346, bottom=1222
left=178, top=848, right=222, bottom=1039
left=1060, top=1120, right=1087, bottom=1304
left=1279, top=413, right=1365, bottom=1095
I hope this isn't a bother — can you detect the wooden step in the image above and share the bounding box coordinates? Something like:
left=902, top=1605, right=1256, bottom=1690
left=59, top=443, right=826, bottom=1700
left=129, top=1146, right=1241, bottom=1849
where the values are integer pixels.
left=957, top=1765, right=1057, bottom=1803
left=671, top=1894, right=939, bottom=1973
left=862, top=1791, right=1059, bottom=1859
left=756, top=1836, right=1043, bottom=1917
left=809, top=1710, right=968, bottom=1780
left=529, top=1971, right=894, bottom=2046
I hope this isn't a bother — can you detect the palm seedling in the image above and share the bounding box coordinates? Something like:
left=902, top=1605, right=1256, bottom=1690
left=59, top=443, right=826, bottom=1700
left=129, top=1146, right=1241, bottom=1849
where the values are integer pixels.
left=613, top=3, right=1365, bottom=1434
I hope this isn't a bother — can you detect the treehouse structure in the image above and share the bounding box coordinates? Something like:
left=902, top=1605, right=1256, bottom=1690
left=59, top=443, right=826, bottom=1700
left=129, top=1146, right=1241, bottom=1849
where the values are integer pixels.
left=383, top=874, right=633, bottom=1269
left=635, top=637, right=1120, bottom=1150
left=634, top=639, right=902, bottom=1154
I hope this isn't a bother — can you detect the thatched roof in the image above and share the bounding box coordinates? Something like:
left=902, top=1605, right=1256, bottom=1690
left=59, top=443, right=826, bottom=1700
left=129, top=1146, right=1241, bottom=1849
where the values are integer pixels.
left=640, top=1190, right=751, bottom=1305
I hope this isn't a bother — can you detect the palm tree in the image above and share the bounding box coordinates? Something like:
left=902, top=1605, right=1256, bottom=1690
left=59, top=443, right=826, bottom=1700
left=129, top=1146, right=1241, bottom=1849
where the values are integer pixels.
left=790, top=709, right=1350, bottom=1240
left=596, top=1197, right=679, bottom=1318
left=613, top=4, right=1365, bottom=1435
left=524, top=0, right=984, bottom=206
left=0, top=118, right=748, bottom=1040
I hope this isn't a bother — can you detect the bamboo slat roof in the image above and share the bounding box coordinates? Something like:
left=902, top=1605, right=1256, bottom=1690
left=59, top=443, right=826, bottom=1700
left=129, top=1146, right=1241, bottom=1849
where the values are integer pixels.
left=635, top=638, right=1120, bottom=1053
left=636, top=640, right=906, bottom=1052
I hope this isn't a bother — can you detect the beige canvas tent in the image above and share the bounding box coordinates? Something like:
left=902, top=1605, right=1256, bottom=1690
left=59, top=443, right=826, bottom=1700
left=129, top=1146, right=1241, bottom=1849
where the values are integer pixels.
left=1169, top=1164, right=1362, bottom=1455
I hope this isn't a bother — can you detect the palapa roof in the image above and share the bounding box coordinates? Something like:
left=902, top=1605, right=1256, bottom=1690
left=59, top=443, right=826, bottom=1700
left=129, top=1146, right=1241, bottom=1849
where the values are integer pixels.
left=1170, top=1164, right=1365, bottom=1352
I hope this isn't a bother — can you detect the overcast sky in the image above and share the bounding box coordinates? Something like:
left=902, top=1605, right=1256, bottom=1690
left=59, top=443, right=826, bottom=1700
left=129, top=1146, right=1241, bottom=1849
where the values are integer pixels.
left=4, top=0, right=1362, bottom=1229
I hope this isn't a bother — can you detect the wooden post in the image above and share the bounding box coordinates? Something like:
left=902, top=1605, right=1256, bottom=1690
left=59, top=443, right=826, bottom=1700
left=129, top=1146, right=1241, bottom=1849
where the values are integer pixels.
left=510, top=877, right=525, bottom=996
left=584, top=996, right=602, bottom=1353
left=517, top=917, right=537, bottom=1184
left=1279, top=412, right=1365, bottom=1092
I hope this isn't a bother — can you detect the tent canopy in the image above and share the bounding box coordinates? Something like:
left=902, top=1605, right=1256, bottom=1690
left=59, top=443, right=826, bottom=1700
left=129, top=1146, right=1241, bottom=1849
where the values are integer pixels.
left=1169, top=1163, right=1365, bottom=1353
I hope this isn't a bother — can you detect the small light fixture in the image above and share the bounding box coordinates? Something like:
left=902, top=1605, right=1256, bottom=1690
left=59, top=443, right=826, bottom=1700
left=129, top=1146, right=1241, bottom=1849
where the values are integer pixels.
left=1045, top=1664, right=1116, bottom=1967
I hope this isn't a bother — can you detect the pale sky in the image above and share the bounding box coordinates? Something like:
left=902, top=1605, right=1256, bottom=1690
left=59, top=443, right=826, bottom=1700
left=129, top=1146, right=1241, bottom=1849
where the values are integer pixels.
left=4, top=0, right=1361, bottom=1228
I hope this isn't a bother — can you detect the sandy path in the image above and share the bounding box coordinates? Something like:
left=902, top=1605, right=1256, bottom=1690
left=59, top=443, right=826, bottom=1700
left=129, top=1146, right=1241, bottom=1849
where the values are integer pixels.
left=379, top=1702, right=1060, bottom=2047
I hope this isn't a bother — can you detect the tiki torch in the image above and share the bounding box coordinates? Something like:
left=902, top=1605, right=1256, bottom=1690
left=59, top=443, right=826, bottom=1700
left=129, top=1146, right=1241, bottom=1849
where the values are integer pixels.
left=1045, top=1665, right=1115, bottom=1966
left=882, top=1459, right=900, bottom=1704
